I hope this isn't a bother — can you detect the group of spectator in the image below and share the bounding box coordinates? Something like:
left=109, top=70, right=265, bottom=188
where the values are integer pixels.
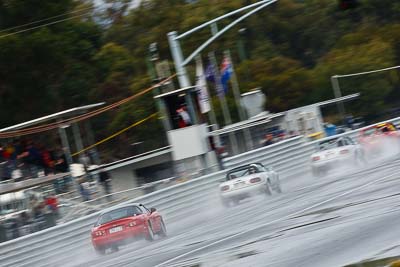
left=0, top=140, right=69, bottom=181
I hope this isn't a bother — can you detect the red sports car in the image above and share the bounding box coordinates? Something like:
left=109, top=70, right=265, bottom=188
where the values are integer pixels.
left=91, top=203, right=167, bottom=255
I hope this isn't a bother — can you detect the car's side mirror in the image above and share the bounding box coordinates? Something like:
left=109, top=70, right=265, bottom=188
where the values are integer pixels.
left=150, top=207, right=156, bottom=213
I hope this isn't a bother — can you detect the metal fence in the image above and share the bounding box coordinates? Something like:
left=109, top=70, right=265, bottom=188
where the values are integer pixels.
left=1, top=116, right=400, bottom=266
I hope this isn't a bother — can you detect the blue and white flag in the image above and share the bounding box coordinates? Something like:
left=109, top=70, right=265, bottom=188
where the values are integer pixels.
left=205, top=61, right=225, bottom=98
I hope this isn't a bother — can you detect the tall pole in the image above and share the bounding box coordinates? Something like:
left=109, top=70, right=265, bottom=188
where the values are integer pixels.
left=210, top=24, right=239, bottom=155
left=167, top=31, right=197, bottom=124
left=147, top=44, right=172, bottom=131
left=224, top=50, right=254, bottom=150
left=84, top=120, right=101, bottom=165
left=168, top=31, right=191, bottom=88
left=237, top=28, right=248, bottom=62
left=331, top=75, right=346, bottom=124
left=58, top=125, right=73, bottom=166
left=209, top=52, right=239, bottom=155
left=224, top=50, right=247, bottom=121
left=72, top=123, right=86, bottom=164
left=167, top=1, right=279, bottom=156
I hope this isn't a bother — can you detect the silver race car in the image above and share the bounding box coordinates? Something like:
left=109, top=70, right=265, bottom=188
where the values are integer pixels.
left=311, top=136, right=365, bottom=177
left=219, top=163, right=282, bottom=207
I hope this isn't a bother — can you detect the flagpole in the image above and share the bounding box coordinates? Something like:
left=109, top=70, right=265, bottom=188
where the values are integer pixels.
left=224, top=49, right=254, bottom=150
left=195, top=55, right=219, bottom=129
left=196, top=55, right=224, bottom=170
left=208, top=51, right=239, bottom=156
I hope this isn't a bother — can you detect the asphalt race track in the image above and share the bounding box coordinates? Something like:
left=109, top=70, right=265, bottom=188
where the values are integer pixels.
left=37, top=154, right=400, bottom=267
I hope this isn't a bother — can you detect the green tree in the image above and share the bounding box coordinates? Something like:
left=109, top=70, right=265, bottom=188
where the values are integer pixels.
left=312, top=33, right=396, bottom=116
left=0, top=1, right=101, bottom=127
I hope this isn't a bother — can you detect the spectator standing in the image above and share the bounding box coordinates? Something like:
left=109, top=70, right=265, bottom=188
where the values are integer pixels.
left=176, top=105, right=192, bottom=127
left=19, top=141, right=42, bottom=178
left=99, top=169, right=112, bottom=201
left=3, top=143, right=16, bottom=180
left=40, top=145, right=55, bottom=176
left=177, top=115, right=187, bottom=128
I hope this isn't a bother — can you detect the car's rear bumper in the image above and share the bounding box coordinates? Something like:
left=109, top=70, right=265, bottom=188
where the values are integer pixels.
left=312, top=155, right=353, bottom=171
left=220, top=182, right=266, bottom=200
left=91, top=225, right=148, bottom=248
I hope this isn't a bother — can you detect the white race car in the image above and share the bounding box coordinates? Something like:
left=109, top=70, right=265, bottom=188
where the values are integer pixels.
left=219, top=163, right=282, bottom=207
left=311, top=136, right=365, bottom=177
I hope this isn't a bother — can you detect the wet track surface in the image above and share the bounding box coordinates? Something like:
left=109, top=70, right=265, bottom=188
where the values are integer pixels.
left=40, top=154, right=400, bottom=267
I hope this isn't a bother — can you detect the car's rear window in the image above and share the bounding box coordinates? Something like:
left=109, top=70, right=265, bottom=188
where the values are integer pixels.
left=226, top=164, right=265, bottom=180
left=318, top=139, right=339, bottom=151
left=96, top=206, right=142, bottom=226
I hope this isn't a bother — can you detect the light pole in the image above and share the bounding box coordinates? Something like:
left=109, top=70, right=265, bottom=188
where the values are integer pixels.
left=147, top=42, right=172, bottom=131
left=237, top=28, right=248, bottom=62
left=167, top=31, right=197, bottom=124
left=331, top=65, right=400, bottom=125
left=168, top=0, right=278, bottom=85
left=331, top=75, right=346, bottom=124
left=167, top=0, right=278, bottom=154
left=147, top=42, right=159, bottom=85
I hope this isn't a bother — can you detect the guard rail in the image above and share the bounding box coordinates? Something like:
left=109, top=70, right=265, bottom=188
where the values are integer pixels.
left=2, top=116, right=400, bottom=266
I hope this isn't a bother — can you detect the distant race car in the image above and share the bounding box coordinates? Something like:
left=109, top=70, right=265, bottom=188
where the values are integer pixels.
left=359, top=122, right=400, bottom=156
left=311, top=136, right=365, bottom=177
left=91, top=203, right=167, bottom=255
left=219, top=163, right=282, bottom=207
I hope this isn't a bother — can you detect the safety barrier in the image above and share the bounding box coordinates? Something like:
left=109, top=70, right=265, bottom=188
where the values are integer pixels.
left=2, top=116, right=400, bottom=266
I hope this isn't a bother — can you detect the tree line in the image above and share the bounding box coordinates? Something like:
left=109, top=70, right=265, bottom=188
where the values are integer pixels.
left=1, top=0, right=400, bottom=160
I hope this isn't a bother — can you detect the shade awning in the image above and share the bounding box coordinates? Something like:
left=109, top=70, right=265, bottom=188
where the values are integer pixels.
left=0, top=102, right=105, bottom=132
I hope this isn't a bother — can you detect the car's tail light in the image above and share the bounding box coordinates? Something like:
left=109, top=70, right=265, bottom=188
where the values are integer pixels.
left=221, top=185, right=230, bottom=191
left=94, top=230, right=105, bottom=236
left=250, top=177, right=262, bottom=183
left=312, top=156, right=320, bottom=161
left=340, top=149, right=349, bottom=154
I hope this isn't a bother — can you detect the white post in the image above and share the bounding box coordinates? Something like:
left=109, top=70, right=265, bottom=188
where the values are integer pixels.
left=58, top=125, right=73, bottom=166
left=331, top=75, right=346, bottom=124
left=168, top=31, right=191, bottom=88
left=167, top=31, right=197, bottom=124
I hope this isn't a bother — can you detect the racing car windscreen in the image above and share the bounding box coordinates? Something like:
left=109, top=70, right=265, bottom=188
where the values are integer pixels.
left=226, top=165, right=261, bottom=180
left=96, top=206, right=142, bottom=226
left=318, top=139, right=340, bottom=151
